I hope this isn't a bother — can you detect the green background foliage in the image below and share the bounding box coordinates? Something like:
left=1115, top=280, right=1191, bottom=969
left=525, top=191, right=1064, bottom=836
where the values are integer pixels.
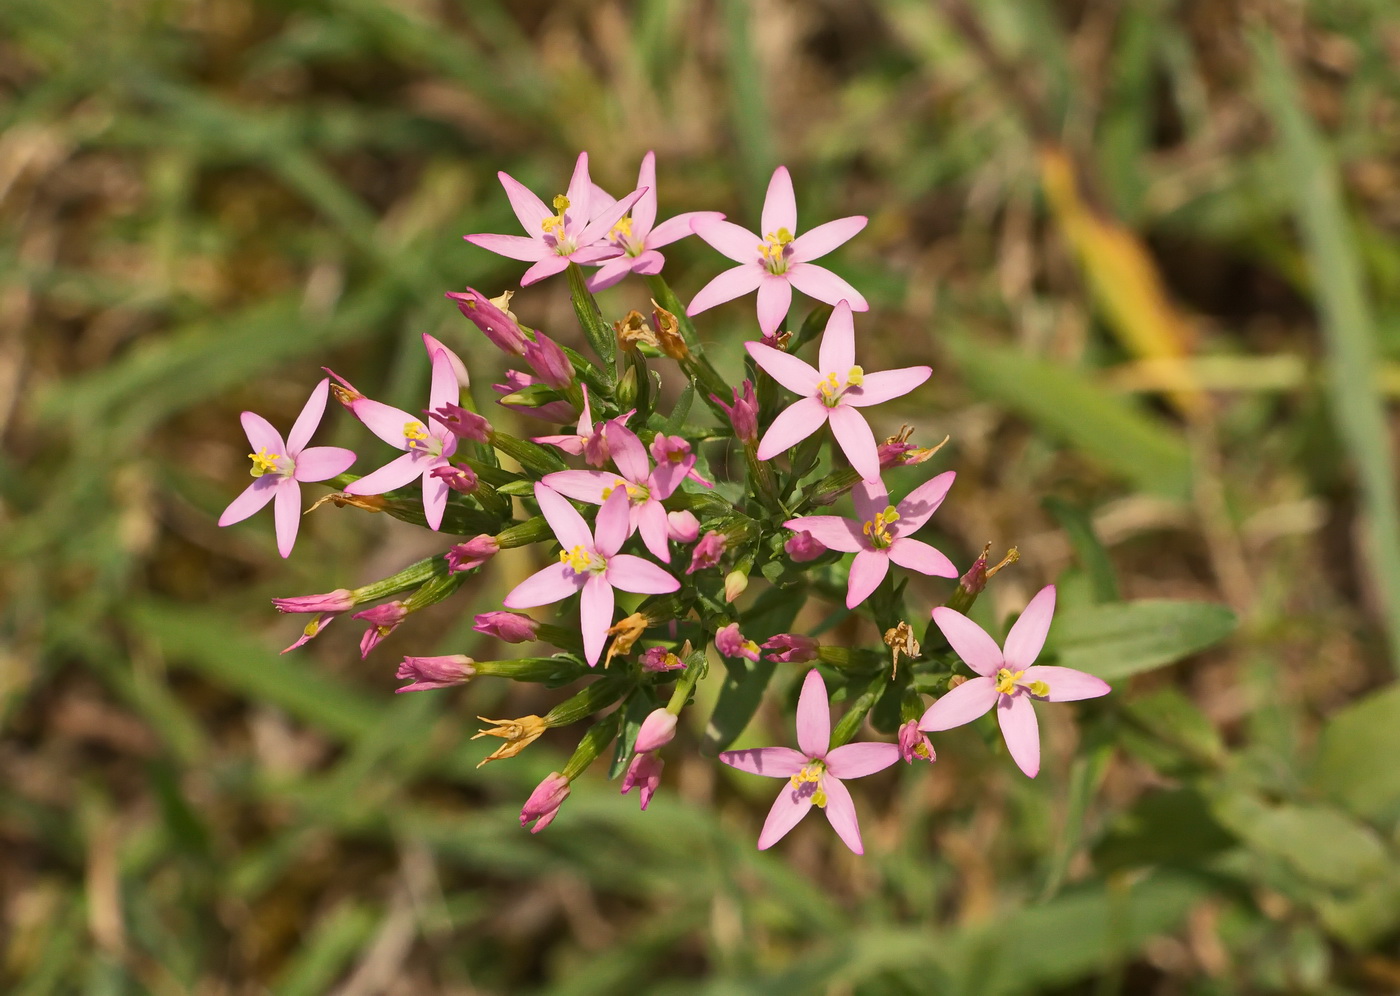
left=3, top=0, right=1400, bottom=992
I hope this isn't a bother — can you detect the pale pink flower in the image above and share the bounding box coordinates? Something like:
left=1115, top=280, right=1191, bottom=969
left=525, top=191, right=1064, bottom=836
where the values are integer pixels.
left=219, top=379, right=357, bottom=558
left=474, top=611, right=539, bottom=643
left=503, top=485, right=679, bottom=666
left=533, top=384, right=629, bottom=468
left=686, top=531, right=726, bottom=574
left=716, top=623, right=760, bottom=662
left=621, top=753, right=664, bottom=811
left=427, top=403, right=490, bottom=442
left=584, top=151, right=723, bottom=291
left=635, top=708, right=678, bottom=753
left=920, top=586, right=1111, bottom=778
left=343, top=347, right=462, bottom=530
left=720, top=669, right=900, bottom=853
left=785, top=472, right=958, bottom=608
left=746, top=301, right=930, bottom=482
left=396, top=655, right=476, bottom=693
left=522, top=332, right=573, bottom=390
left=465, top=152, right=646, bottom=285
left=521, top=772, right=570, bottom=833
left=688, top=166, right=868, bottom=335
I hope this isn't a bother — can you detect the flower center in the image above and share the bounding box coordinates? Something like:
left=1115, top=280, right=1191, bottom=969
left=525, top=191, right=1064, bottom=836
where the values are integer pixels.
left=559, top=544, right=606, bottom=575
left=403, top=420, right=443, bottom=458
left=816, top=365, right=865, bottom=407
left=993, top=668, right=1050, bottom=697
left=541, top=194, right=578, bottom=255
left=601, top=478, right=649, bottom=504
left=609, top=216, right=642, bottom=256
left=862, top=505, right=900, bottom=548
left=757, top=227, right=794, bottom=274
left=789, top=760, right=828, bottom=808
left=248, top=448, right=290, bottom=478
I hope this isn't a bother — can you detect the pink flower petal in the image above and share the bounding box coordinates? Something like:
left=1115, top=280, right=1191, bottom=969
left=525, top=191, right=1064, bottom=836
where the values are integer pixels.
left=632, top=249, right=665, bottom=275
left=782, top=514, right=864, bottom=553
left=755, top=396, right=828, bottom=460
left=1004, top=585, right=1056, bottom=670
left=219, top=477, right=276, bottom=527
left=274, top=479, right=301, bottom=558
left=887, top=538, right=957, bottom=577
left=533, top=482, right=594, bottom=551
left=693, top=217, right=763, bottom=263
left=604, top=423, right=650, bottom=483
left=241, top=411, right=286, bottom=457
left=428, top=349, right=460, bottom=414
left=744, top=342, right=820, bottom=396
left=580, top=573, right=614, bottom=666
left=343, top=451, right=423, bottom=496
left=825, top=741, right=900, bottom=779
left=827, top=404, right=880, bottom=482
left=687, top=263, right=764, bottom=315
left=786, top=262, right=868, bottom=310
left=521, top=254, right=570, bottom=286
left=718, top=746, right=807, bottom=777
left=422, top=465, right=449, bottom=531
left=893, top=471, right=956, bottom=533
left=842, top=366, right=932, bottom=408
left=605, top=554, right=680, bottom=595
left=593, top=488, right=631, bottom=557
left=918, top=676, right=999, bottom=731
left=845, top=548, right=891, bottom=609
left=795, top=669, right=831, bottom=758
left=930, top=608, right=1004, bottom=677
left=1022, top=665, right=1111, bottom=702
left=631, top=151, right=658, bottom=234
left=286, top=379, right=329, bottom=454
left=820, top=775, right=864, bottom=854
left=635, top=499, right=671, bottom=562
left=498, top=170, right=552, bottom=235
left=585, top=255, right=636, bottom=292
left=756, top=275, right=792, bottom=336
left=504, top=561, right=582, bottom=609
left=564, top=152, right=593, bottom=219
left=851, top=478, right=889, bottom=524
left=817, top=300, right=855, bottom=375
left=463, top=232, right=548, bottom=261
left=762, top=166, right=796, bottom=237
left=577, top=187, right=647, bottom=246
left=571, top=244, right=625, bottom=265
left=650, top=211, right=724, bottom=248
left=758, top=781, right=815, bottom=850
left=352, top=399, right=419, bottom=450
left=790, top=215, right=867, bottom=263
left=540, top=470, right=613, bottom=504
left=293, top=446, right=356, bottom=482
left=535, top=434, right=586, bottom=456
left=998, top=693, right=1041, bottom=777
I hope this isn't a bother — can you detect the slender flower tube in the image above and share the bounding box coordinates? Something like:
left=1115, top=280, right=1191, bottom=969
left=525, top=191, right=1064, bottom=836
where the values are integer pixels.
left=688, top=166, right=868, bottom=335
left=354, top=601, right=407, bottom=658
left=492, top=370, right=577, bottom=423
left=521, top=772, right=570, bottom=833
left=919, top=586, right=1111, bottom=777
left=272, top=589, right=355, bottom=614
left=712, top=380, right=759, bottom=445
left=720, top=670, right=900, bottom=853
left=784, top=472, right=958, bottom=608
left=218, top=378, right=357, bottom=557
left=446, top=534, right=500, bottom=573
left=746, top=301, right=930, bottom=482
left=502, top=485, right=679, bottom=666
left=396, top=655, right=476, bottom=693
left=465, top=152, right=647, bottom=285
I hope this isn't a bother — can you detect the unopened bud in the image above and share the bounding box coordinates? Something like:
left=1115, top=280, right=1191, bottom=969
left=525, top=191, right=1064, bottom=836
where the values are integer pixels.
left=634, top=708, right=678, bottom=753
left=446, top=534, right=499, bottom=573
left=523, top=332, right=574, bottom=390
left=784, top=530, right=825, bottom=563
left=666, top=510, right=700, bottom=544
left=473, top=611, right=539, bottom=643
left=396, top=655, right=476, bottom=693
left=446, top=288, right=529, bottom=356
left=724, top=570, right=749, bottom=603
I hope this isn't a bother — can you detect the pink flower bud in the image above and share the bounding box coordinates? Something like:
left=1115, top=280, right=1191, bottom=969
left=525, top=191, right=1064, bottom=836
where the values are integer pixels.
left=666, top=510, right=700, bottom=544
left=640, top=646, right=686, bottom=672
left=634, top=708, right=678, bottom=754
left=430, top=463, right=479, bottom=495
left=621, top=753, right=664, bottom=811
left=521, top=772, right=570, bottom=833
left=686, top=531, right=727, bottom=574
left=427, top=403, right=491, bottom=442
left=446, top=535, right=499, bottom=573
left=473, top=611, right=539, bottom=643
left=272, top=589, right=355, bottom=614
left=784, top=530, right=825, bottom=563
left=898, top=719, right=937, bottom=764
left=353, top=600, right=408, bottom=658
left=523, top=332, right=574, bottom=390
left=446, top=288, right=529, bottom=356
left=762, top=633, right=819, bottom=664
left=395, top=655, right=476, bottom=693
left=715, top=623, right=760, bottom=662
left=711, top=380, right=758, bottom=445
left=724, top=570, right=749, bottom=603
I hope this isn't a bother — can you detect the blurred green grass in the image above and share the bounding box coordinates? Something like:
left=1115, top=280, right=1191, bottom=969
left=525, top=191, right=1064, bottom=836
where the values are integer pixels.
left=4, top=0, right=1400, bottom=992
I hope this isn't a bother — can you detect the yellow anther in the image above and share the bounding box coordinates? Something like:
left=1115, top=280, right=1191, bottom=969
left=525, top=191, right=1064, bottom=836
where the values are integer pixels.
left=818, top=372, right=841, bottom=399
left=610, top=216, right=633, bottom=240
left=248, top=448, right=282, bottom=477
left=846, top=365, right=864, bottom=386
left=758, top=228, right=795, bottom=271
left=403, top=421, right=430, bottom=449
left=1029, top=680, right=1050, bottom=698
left=813, top=788, right=828, bottom=808
left=552, top=194, right=570, bottom=213
left=541, top=195, right=571, bottom=236
left=559, top=544, right=601, bottom=574
left=862, top=506, right=901, bottom=548
left=994, top=668, right=1025, bottom=695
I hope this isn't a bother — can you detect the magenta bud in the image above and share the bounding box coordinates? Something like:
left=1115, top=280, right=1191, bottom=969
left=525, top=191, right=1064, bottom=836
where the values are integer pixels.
left=522, top=332, right=574, bottom=390
left=898, top=719, right=937, bottom=764
left=427, top=403, right=491, bottom=442
left=353, top=600, right=407, bottom=658
left=784, top=530, right=825, bottom=563
left=634, top=708, right=678, bottom=754
left=762, top=633, right=819, bottom=664
left=621, top=753, right=664, bottom=811
left=272, top=589, right=355, bottom=614
left=640, top=646, right=686, bottom=672
left=521, top=772, right=571, bottom=833
left=666, top=510, right=700, bottom=544
left=446, top=534, right=500, bottom=573
left=396, top=655, right=476, bottom=693
left=446, top=288, right=529, bottom=356
left=712, top=380, right=758, bottom=445
left=473, top=611, right=539, bottom=643
left=715, top=623, right=760, bottom=662
left=430, top=462, right=479, bottom=495
left=685, top=530, right=726, bottom=575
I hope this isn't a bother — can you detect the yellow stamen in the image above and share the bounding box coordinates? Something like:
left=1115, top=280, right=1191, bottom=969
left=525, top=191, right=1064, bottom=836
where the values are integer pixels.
left=846, top=365, right=864, bottom=386
left=610, top=216, right=633, bottom=240
left=995, top=668, right=1025, bottom=695
left=559, top=544, right=602, bottom=574
left=248, top=448, right=282, bottom=477
left=403, top=421, right=429, bottom=450
left=1029, top=680, right=1050, bottom=698
left=817, top=372, right=841, bottom=399
left=861, top=506, right=901, bottom=548
left=541, top=194, right=570, bottom=236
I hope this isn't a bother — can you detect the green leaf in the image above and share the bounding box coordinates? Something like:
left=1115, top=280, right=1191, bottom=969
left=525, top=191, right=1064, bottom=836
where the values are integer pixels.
left=1043, top=496, right=1119, bottom=602
left=1209, top=794, right=1390, bottom=890
left=1309, top=683, right=1400, bottom=822
left=1048, top=600, right=1236, bottom=680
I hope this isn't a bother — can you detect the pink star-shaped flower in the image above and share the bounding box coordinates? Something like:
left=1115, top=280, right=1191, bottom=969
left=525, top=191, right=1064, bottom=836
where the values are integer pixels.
left=745, top=300, right=930, bottom=482
left=219, top=378, right=357, bottom=557
left=464, top=152, right=647, bottom=286
left=532, top=384, right=631, bottom=468
left=584, top=151, right=723, bottom=292
left=503, top=484, right=679, bottom=666
left=688, top=166, right=868, bottom=335
left=919, top=585, right=1111, bottom=777
left=720, top=669, right=900, bottom=853
left=784, top=472, right=959, bottom=608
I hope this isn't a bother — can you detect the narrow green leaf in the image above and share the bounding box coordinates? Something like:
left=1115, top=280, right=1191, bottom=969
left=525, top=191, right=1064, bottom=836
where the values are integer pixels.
left=1043, top=496, right=1119, bottom=602
left=1048, top=600, right=1236, bottom=680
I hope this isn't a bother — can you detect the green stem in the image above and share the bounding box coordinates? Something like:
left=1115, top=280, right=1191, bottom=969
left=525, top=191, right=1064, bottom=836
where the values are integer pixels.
left=829, top=675, right=887, bottom=748
left=567, top=262, right=616, bottom=371
left=561, top=709, right=624, bottom=780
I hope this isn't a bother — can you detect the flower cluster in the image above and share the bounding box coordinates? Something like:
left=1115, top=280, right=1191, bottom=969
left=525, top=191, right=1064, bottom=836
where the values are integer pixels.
left=223, top=152, right=1111, bottom=853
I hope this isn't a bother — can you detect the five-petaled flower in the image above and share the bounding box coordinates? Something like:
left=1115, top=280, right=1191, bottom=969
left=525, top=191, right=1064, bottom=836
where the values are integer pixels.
left=746, top=301, right=930, bottom=482
left=919, top=586, right=1111, bottom=778
left=219, top=378, right=357, bottom=558
left=785, top=472, right=959, bottom=608
left=720, top=669, right=900, bottom=853
left=503, top=484, right=679, bottom=666
left=689, top=166, right=868, bottom=335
